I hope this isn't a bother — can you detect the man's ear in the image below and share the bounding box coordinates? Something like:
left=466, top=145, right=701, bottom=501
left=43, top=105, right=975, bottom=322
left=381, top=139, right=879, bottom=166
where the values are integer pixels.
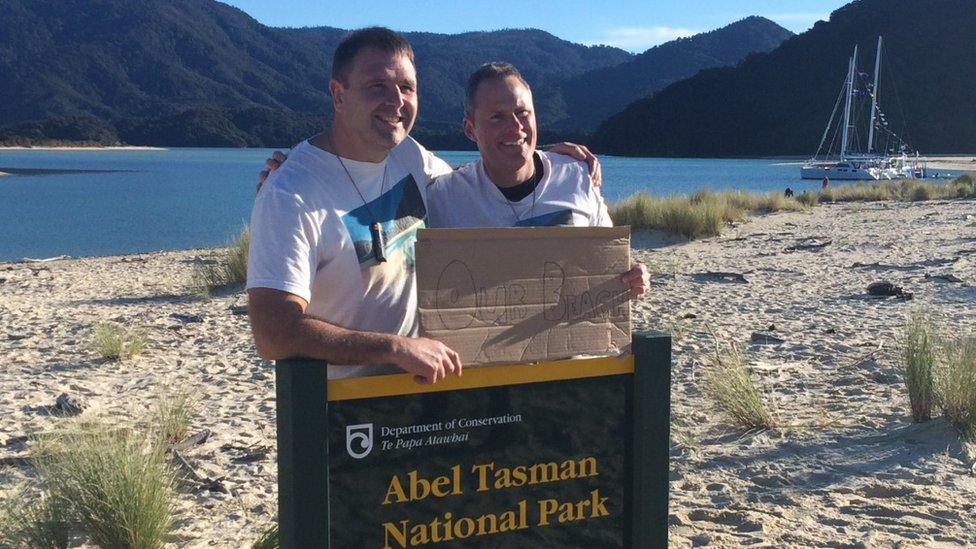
left=329, top=79, right=345, bottom=110
left=462, top=117, right=477, bottom=144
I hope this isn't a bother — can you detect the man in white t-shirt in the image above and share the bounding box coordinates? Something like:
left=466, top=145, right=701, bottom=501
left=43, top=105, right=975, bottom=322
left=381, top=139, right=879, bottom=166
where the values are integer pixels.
left=247, top=28, right=464, bottom=383
left=248, top=28, right=602, bottom=382
left=427, top=62, right=649, bottom=295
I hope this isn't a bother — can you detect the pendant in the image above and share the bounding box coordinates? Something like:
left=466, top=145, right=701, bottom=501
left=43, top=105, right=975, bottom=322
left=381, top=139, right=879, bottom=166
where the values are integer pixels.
left=370, top=221, right=387, bottom=262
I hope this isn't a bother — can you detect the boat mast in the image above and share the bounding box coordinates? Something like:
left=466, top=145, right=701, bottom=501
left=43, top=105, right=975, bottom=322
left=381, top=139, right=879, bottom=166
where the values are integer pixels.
left=840, top=45, right=857, bottom=161
left=868, top=37, right=882, bottom=153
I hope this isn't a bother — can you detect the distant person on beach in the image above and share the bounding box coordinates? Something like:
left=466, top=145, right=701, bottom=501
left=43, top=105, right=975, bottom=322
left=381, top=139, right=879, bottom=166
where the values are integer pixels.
left=247, top=27, right=606, bottom=383
left=822, top=177, right=830, bottom=189
left=784, top=187, right=794, bottom=198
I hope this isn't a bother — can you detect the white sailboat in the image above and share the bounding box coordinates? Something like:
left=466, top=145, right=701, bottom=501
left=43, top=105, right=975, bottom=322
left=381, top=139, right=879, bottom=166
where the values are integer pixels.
left=801, top=37, right=926, bottom=181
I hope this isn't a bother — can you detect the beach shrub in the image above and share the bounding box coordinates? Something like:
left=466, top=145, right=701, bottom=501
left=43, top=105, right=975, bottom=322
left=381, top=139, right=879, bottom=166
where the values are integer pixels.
left=91, top=322, right=146, bottom=361
left=0, top=490, right=70, bottom=549
left=934, top=336, right=976, bottom=439
left=902, top=314, right=937, bottom=422
left=191, top=226, right=250, bottom=296
left=33, top=424, right=176, bottom=549
left=797, top=190, right=818, bottom=207
left=949, top=175, right=976, bottom=198
left=704, top=343, right=776, bottom=429
left=152, top=388, right=199, bottom=445
left=252, top=524, right=280, bottom=549
left=611, top=190, right=809, bottom=240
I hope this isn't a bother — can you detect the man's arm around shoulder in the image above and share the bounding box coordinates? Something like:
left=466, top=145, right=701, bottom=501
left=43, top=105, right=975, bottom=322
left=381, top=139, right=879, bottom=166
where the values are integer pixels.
left=248, top=288, right=462, bottom=384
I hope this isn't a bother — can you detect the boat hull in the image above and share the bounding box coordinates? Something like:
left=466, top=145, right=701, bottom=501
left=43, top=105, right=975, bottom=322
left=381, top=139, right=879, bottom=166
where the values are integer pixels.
left=800, top=165, right=881, bottom=180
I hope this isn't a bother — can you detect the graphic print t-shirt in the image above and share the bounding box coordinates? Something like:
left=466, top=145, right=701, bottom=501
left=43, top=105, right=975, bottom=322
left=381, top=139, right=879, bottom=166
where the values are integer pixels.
left=425, top=151, right=612, bottom=228
left=247, top=137, right=451, bottom=379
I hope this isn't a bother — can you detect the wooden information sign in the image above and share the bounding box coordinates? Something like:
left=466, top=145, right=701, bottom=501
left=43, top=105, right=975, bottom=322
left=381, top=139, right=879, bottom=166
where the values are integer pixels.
left=275, top=332, right=671, bottom=548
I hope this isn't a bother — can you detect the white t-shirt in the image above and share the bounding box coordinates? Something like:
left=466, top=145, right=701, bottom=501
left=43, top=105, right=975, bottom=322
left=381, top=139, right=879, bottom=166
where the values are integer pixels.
left=425, top=151, right=612, bottom=228
left=246, top=137, right=451, bottom=379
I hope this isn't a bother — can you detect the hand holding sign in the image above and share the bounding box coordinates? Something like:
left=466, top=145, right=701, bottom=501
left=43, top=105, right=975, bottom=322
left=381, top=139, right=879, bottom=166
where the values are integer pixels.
left=388, top=336, right=463, bottom=384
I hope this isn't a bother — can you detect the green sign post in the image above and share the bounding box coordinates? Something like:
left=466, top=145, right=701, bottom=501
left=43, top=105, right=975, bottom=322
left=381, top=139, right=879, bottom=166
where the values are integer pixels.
left=275, top=331, right=671, bottom=548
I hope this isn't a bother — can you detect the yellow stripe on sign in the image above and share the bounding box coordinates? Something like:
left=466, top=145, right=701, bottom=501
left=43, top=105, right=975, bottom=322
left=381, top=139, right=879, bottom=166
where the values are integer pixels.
left=327, top=355, right=635, bottom=402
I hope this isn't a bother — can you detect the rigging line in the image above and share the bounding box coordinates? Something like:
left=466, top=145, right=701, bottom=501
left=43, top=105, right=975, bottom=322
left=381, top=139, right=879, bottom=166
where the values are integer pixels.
left=882, top=51, right=914, bottom=151
left=815, top=77, right=849, bottom=159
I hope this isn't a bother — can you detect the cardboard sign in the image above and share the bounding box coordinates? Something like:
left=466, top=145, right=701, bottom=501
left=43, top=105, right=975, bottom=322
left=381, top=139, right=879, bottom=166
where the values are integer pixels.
left=416, top=227, right=632, bottom=365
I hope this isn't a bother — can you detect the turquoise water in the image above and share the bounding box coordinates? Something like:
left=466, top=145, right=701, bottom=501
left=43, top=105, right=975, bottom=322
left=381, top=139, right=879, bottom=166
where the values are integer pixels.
left=0, top=148, right=828, bottom=262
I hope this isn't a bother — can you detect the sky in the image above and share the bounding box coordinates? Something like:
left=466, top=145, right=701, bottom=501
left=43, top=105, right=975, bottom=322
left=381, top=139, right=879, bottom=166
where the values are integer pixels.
left=221, top=0, right=847, bottom=53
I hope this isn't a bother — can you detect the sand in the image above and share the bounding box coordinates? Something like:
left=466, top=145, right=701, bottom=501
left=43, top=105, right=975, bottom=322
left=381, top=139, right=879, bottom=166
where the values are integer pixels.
left=2, top=200, right=976, bottom=546
left=919, top=156, right=976, bottom=172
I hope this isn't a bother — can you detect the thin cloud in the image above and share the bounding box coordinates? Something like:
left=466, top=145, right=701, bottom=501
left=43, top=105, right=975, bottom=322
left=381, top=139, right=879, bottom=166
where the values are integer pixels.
left=584, top=26, right=700, bottom=52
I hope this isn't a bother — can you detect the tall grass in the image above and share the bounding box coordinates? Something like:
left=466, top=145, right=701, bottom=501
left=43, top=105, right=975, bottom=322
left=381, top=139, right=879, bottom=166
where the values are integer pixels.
left=91, top=322, right=147, bottom=361
left=191, top=225, right=250, bottom=296
left=153, top=389, right=199, bottom=445
left=817, top=178, right=976, bottom=203
left=33, top=424, right=176, bottom=549
left=612, top=190, right=807, bottom=239
left=0, top=490, right=70, bottom=549
left=612, top=177, right=976, bottom=239
left=704, top=343, right=776, bottom=429
left=902, top=314, right=937, bottom=422
left=934, top=336, right=976, bottom=439
left=252, top=524, right=279, bottom=549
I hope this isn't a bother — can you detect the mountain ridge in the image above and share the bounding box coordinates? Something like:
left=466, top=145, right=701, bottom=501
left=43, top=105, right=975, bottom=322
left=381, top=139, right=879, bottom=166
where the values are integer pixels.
left=0, top=0, right=790, bottom=147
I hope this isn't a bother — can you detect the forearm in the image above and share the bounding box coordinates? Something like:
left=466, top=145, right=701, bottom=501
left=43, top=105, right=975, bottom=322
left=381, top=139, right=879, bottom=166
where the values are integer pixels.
left=247, top=288, right=461, bottom=383
left=254, top=312, right=397, bottom=365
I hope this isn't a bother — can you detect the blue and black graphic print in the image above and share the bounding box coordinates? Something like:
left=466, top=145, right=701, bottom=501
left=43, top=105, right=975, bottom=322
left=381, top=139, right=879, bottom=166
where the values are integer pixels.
left=341, top=174, right=426, bottom=265
left=514, top=208, right=574, bottom=227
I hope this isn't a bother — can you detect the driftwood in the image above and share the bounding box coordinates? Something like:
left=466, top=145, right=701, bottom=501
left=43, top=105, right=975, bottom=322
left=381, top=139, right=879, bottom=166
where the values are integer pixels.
left=692, top=271, right=748, bottom=284
left=0, top=455, right=30, bottom=467
left=925, top=273, right=966, bottom=283
left=750, top=332, right=785, bottom=345
left=18, top=255, right=70, bottom=263
left=170, top=429, right=211, bottom=452
left=171, top=448, right=228, bottom=493
left=784, top=239, right=832, bottom=253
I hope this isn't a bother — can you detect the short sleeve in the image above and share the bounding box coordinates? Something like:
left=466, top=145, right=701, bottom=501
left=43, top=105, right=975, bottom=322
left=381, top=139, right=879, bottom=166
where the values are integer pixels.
left=422, top=148, right=454, bottom=180
left=581, top=164, right=613, bottom=227
left=246, top=186, right=320, bottom=302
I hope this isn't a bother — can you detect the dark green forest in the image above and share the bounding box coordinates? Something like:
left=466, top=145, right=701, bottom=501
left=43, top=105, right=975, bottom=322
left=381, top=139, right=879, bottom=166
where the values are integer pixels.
left=592, top=0, right=976, bottom=156
left=0, top=0, right=789, bottom=148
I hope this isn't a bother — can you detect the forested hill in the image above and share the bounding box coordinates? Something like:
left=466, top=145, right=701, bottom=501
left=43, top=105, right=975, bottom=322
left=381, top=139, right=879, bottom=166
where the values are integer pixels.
left=557, top=16, right=792, bottom=132
left=0, top=0, right=788, bottom=147
left=592, top=0, right=976, bottom=156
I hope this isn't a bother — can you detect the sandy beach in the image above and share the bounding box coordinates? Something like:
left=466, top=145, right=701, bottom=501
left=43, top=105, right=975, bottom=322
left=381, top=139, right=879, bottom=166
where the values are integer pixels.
left=2, top=200, right=976, bottom=546
left=920, top=156, right=976, bottom=172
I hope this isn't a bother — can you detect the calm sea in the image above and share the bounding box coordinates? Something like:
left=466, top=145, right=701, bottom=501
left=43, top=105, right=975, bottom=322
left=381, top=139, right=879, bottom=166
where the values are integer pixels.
left=0, top=148, right=824, bottom=262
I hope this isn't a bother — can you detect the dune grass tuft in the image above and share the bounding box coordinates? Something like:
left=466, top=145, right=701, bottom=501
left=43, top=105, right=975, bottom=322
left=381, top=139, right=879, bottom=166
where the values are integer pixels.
left=191, top=225, right=250, bottom=297
left=612, top=178, right=975, bottom=240
left=611, top=190, right=808, bottom=239
left=152, top=388, right=199, bottom=445
left=902, top=314, right=937, bottom=422
left=0, top=490, right=70, bottom=549
left=252, top=524, right=279, bottom=549
left=91, top=322, right=147, bottom=361
left=33, top=423, right=176, bottom=549
left=934, top=336, right=976, bottom=439
left=704, top=342, right=776, bottom=429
